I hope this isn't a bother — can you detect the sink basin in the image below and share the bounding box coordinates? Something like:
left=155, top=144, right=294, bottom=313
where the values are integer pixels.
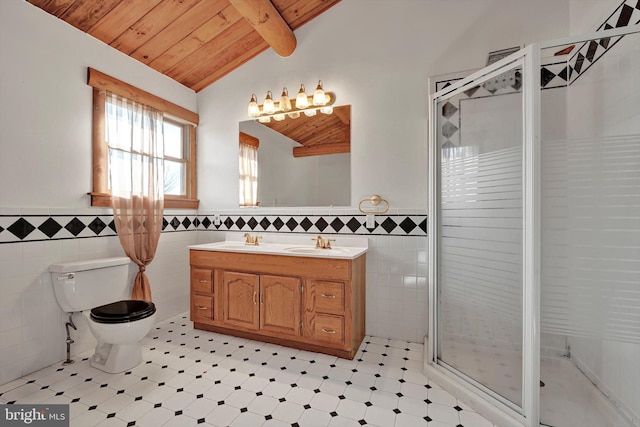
left=211, top=242, right=260, bottom=249
left=218, top=242, right=250, bottom=247
left=283, top=246, right=348, bottom=255
left=190, top=240, right=366, bottom=259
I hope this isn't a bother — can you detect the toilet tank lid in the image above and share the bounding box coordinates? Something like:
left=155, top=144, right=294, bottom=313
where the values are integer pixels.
left=50, top=257, right=131, bottom=273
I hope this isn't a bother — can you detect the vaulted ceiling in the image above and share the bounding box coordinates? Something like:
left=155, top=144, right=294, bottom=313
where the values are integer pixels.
left=27, top=0, right=341, bottom=92
left=263, top=105, right=350, bottom=157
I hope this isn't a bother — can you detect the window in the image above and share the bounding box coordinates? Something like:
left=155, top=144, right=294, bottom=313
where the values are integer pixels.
left=163, top=119, right=189, bottom=196
left=88, top=68, right=199, bottom=209
left=239, top=132, right=259, bottom=206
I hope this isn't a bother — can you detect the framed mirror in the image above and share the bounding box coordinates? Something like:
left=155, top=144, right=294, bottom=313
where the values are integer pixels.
left=239, top=105, right=351, bottom=207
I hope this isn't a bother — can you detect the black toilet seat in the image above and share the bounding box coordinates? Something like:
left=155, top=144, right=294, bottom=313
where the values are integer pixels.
left=90, top=300, right=156, bottom=324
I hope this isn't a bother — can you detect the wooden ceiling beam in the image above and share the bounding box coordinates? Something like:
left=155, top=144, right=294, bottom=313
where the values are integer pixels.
left=228, top=0, right=296, bottom=57
left=293, top=142, right=350, bottom=158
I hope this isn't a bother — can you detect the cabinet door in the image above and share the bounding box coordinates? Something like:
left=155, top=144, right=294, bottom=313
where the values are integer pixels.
left=223, top=272, right=259, bottom=330
left=260, top=275, right=301, bottom=337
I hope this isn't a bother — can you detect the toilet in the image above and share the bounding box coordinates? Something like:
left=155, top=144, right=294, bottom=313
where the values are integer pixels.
left=50, top=257, right=156, bottom=373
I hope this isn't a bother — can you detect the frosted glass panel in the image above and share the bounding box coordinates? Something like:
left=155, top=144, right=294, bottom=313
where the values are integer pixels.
left=540, top=32, right=640, bottom=343
left=436, top=70, right=524, bottom=407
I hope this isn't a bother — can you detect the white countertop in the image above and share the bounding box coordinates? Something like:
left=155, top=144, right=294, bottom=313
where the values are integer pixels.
left=189, top=233, right=368, bottom=260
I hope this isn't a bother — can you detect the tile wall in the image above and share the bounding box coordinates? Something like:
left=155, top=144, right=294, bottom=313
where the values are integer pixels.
left=0, top=206, right=428, bottom=386
left=0, top=207, right=197, bottom=385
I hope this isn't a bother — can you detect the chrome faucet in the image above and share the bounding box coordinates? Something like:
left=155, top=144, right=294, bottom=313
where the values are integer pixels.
left=244, top=233, right=261, bottom=246
left=311, top=235, right=336, bottom=249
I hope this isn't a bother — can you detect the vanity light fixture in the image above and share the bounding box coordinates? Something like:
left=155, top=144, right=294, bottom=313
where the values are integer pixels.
left=263, top=90, right=276, bottom=115
left=296, top=84, right=309, bottom=109
left=279, top=88, right=292, bottom=112
left=248, top=80, right=336, bottom=122
left=312, top=80, right=325, bottom=106
left=248, top=94, right=259, bottom=117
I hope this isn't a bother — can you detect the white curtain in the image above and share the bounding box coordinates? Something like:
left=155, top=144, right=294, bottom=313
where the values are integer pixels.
left=105, top=90, right=164, bottom=302
left=239, top=142, right=258, bottom=206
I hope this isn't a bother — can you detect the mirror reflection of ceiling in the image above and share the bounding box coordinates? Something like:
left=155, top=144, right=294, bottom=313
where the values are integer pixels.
left=261, top=105, right=351, bottom=156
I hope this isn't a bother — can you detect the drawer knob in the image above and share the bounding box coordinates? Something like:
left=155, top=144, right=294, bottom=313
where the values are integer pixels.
left=196, top=306, right=208, bottom=310
left=198, top=279, right=208, bottom=283
left=321, top=294, right=336, bottom=299
left=321, top=328, right=336, bottom=334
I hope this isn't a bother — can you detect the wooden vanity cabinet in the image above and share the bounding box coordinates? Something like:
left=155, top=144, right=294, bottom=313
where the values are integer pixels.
left=189, top=249, right=366, bottom=359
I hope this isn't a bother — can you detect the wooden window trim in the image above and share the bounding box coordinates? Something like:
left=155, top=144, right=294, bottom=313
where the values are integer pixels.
left=89, top=69, right=199, bottom=209
left=88, top=68, right=199, bottom=125
left=239, top=132, right=259, bottom=148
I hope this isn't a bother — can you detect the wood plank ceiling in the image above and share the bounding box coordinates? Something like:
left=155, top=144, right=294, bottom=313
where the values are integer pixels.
left=263, top=105, right=351, bottom=157
left=27, top=0, right=341, bottom=92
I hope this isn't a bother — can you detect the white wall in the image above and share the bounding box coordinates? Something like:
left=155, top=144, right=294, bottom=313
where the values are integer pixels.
left=197, top=0, right=571, bottom=210
left=570, top=0, right=620, bottom=34
left=0, top=0, right=197, bottom=384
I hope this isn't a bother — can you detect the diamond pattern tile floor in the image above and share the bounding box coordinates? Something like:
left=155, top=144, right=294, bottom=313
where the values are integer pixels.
left=0, top=313, right=495, bottom=427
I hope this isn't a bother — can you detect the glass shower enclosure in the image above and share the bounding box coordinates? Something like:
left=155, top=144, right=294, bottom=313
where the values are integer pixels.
left=427, top=25, right=639, bottom=427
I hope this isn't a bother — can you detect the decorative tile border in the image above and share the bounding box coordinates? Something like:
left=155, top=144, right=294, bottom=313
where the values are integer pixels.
left=435, top=78, right=521, bottom=149
left=197, top=214, right=427, bottom=236
left=0, top=214, right=198, bottom=244
left=435, top=0, right=639, bottom=149
left=0, top=212, right=427, bottom=244
left=545, top=0, right=638, bottom=86
left=540, top=61, right=570, bottom=89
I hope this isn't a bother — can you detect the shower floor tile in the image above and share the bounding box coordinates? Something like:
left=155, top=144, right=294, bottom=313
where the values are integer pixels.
left=0, top=313, right=495, bottom=427
left=540, top=356, right=632, bottom=427
left=436, top=335, right=632, bottom=427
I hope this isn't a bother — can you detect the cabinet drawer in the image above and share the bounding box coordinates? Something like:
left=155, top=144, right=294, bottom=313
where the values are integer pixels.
left=192, top=268, right=213, bottom=294
left=315, top=281, right=345, bottom=312
left=192, top=295, right=213, bottom=320
left=314, top=314, right=344, bottom=346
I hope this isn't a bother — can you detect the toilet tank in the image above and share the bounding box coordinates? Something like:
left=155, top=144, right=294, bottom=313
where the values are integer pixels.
left=50, top=257, right=131, bottom=313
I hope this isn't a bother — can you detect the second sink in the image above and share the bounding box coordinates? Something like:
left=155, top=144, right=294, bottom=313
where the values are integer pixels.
left=283, top=246, right=348, bottom=255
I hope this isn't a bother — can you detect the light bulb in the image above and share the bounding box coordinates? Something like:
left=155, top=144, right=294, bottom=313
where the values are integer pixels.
left=296, top=84, right=309, bottom=109
left=304, top=109, right=316, bottom=117
left=273, top=113, right=285, bottom=121
left=279, top=88, right=292, bottom=112
left=248, top=94, right=259, bottom=117
left=313, top=80, right=326, bottom=106
left=320, top=105, right=333, bottom=114
left=287, top=111, right=300, bottom=119
left=263, top=91, right=275, bottom=115
left=258, top=116, right=271, bottom=123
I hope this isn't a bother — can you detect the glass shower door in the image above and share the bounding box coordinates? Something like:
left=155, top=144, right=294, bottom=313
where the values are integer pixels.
left=432, top=58, right=530, bottom=413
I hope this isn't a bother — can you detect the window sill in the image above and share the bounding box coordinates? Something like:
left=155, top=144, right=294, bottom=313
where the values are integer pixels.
left=90, top=193, right=199, bottom=209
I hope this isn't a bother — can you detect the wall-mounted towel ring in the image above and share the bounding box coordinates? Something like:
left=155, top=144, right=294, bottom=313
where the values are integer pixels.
left=359, top=195, right=389, bottom=214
